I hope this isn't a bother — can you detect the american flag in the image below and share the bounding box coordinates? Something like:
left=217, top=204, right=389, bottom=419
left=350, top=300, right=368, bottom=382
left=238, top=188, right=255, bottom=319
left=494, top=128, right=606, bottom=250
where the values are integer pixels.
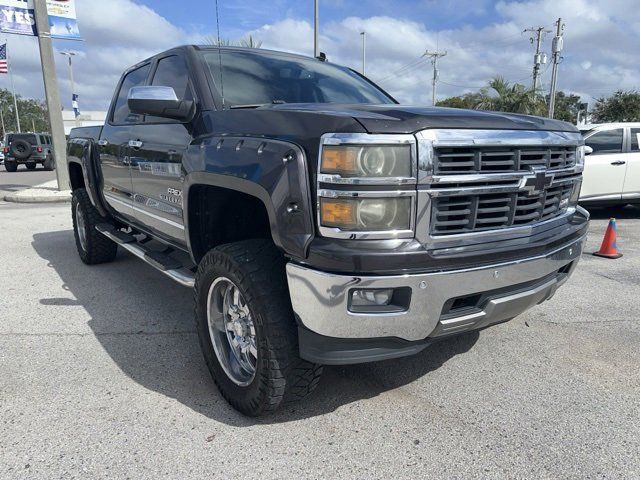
left=0, top=44, right=8, bottom=74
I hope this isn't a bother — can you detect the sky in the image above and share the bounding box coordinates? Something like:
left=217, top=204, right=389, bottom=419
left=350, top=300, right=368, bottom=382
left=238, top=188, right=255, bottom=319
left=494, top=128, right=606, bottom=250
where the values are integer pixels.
left=2, top=0, right=639, bottom=114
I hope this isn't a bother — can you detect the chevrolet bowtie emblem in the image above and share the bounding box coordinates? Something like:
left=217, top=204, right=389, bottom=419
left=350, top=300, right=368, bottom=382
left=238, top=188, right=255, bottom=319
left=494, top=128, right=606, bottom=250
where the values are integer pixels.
left=523, top=167, right=554, bottom=196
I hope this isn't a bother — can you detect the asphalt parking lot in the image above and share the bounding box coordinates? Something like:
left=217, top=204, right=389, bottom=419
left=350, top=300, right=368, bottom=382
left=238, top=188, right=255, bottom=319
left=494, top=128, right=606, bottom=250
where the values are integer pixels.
left=1, top=201, right=639, bottom=479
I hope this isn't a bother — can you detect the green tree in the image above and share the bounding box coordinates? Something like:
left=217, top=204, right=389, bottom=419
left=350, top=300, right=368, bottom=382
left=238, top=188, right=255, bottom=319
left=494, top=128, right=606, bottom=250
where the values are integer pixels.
left=476, top=76, right=547, bottom=116
left=436, top=92, right=484, bottom=109
left=437, top=77, right=546, bottom=115
left=591, top=90, right=640, bottom=122
left=546, top=91, right=582, bottom=123
left=203, top=35, right=262, bottom=48
left=0, top=88, right=49, bottom=137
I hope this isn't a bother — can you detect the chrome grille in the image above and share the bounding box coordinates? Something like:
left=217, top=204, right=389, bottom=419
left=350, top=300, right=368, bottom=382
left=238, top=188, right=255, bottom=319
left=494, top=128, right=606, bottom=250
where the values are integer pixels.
left=434, top=146, right=576, bottom=174
left=431, top=183, right=574, bottom=235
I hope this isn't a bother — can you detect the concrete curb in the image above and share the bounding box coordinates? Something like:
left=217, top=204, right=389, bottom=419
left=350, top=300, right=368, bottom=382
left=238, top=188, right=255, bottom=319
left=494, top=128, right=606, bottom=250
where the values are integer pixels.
left=2, top=180, right=71, bottom=204
left=3, top=193, right=71, bottom=204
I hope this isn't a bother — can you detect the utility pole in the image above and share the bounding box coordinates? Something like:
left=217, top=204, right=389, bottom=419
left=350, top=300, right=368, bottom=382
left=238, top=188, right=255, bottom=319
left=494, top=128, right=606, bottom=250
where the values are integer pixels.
left=548, top=18, right=565, bottom=119
left=33, top=0, right=69, bottom=190
left=314, top=0, right=319, bottom=58
left=0, top=104, right=5, bottom=139
left=524, top=26, right=550, bottom=90
left=423, top=50, right=447, bottom=106
left=360, top=31, right=366, bottom=76
left=60, top=51, right=79, bottom=127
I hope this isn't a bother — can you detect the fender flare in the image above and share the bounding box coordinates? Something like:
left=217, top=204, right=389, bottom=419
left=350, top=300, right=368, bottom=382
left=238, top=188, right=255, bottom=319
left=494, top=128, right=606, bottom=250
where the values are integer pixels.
left=182, top=138, right=315, bottom=263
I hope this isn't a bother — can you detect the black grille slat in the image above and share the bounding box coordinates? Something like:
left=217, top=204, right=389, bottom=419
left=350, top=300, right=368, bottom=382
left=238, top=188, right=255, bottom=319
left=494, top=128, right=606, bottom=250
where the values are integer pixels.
left=434, top=146, right=576, bottom=174
left=431, top=183, right=575, bottom=235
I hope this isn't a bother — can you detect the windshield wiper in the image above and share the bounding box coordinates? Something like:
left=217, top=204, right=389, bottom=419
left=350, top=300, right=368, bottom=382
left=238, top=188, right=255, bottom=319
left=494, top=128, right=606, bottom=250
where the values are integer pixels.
left=229, top=100, right=288, bottom=109
left=229, top=104, right=268, bottom=109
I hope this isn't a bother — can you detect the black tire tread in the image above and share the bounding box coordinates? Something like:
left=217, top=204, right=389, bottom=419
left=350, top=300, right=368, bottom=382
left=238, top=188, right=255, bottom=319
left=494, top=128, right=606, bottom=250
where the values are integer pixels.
left=194, top=239, right=322, bottom=416
left=5, top=161, right=17, bottom=172
left=72, top=188, right=118, bottom=265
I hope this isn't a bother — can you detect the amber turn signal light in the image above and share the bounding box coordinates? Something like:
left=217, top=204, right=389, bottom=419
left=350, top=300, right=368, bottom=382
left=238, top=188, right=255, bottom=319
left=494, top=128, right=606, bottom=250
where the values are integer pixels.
left=320, top=198, right=357, bottom=229
left=320, top=146, right=357, bottom=176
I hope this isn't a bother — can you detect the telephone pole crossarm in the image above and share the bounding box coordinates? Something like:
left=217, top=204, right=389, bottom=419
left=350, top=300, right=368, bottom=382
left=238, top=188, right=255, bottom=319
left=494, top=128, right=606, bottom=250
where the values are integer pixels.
left=423, top=50, right=447, bottom=106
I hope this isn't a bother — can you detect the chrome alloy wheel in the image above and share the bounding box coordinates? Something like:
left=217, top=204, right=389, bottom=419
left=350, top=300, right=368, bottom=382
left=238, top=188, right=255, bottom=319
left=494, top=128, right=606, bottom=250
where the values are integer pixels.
left=75, top=202, right=88, bottom=252
left=207, top=277, right=258, bottom=386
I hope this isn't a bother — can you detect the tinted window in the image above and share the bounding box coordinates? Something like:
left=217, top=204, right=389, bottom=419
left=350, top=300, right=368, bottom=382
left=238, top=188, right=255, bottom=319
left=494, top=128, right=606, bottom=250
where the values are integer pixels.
left=151, top=55, right=192, bottom=101
left=112, top=64, right=151, bottom=124
left=8, top=134, right=37, bottom=145
left=147, top=55, right=193, bottom=123
left=631, top=128, right=640, bottom=151
left=586, top=129, right=623, bottom=154
left=202, top=50, right=394, bottom=106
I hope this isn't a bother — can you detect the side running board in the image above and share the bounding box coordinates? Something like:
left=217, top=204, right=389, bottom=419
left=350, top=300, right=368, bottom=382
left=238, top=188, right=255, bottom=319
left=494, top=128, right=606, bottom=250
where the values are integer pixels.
left=95, top=224, right=195, bottom=288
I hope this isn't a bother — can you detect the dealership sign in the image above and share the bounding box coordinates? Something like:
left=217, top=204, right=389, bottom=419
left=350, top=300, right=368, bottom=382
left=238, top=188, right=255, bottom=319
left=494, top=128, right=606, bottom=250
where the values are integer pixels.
left=0, top=0, right=81, bottom=39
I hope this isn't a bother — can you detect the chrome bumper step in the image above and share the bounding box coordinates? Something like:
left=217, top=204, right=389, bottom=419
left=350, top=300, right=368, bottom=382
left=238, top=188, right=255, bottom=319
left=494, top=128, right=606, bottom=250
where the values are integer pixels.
left=95, top=224, right=195, bottom=288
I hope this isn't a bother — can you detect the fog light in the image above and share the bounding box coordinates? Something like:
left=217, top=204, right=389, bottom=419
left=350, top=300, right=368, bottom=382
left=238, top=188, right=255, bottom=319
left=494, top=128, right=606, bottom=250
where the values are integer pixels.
left=351, top=289, right=393, bottom=307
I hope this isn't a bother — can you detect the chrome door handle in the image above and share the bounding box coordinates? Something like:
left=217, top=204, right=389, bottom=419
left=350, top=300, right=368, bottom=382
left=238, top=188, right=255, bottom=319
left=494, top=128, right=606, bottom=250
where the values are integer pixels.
left=611, top=160, right=626, bottom=166
left=128, top=140, right=143, bottom=149
left=97, top=139, right=108, bottom=146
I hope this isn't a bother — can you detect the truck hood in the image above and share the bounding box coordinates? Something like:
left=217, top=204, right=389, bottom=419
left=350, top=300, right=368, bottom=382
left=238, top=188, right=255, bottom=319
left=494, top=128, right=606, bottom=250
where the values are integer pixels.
left=267, top=103, right=578, bottom=134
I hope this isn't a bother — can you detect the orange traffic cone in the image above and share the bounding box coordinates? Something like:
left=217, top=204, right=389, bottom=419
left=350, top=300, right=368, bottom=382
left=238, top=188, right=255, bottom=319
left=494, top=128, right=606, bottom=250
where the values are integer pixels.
left=593, top=218, right=623, bottom=259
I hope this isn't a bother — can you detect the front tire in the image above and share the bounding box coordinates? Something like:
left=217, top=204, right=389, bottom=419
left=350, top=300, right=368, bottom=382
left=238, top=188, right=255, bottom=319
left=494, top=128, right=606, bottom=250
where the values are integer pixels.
left=194, top=239, right=322, bottom=416
left=5, top=161, right=17, bottom=172
left=72, top=188, right=118, bottom=265
left=26, top=162, right=36, bottom=170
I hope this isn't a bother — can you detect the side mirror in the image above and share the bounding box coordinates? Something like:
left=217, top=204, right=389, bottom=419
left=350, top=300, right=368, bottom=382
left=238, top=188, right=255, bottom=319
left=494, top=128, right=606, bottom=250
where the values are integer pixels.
left=584, top=145, right=593, bottom=155
left=128, top=86, right=195, bottom=122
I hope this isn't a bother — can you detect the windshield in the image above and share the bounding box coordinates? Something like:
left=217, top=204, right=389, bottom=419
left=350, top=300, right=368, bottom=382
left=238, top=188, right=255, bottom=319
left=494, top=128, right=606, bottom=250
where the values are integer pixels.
left=201, top=49, right=395, bottom=107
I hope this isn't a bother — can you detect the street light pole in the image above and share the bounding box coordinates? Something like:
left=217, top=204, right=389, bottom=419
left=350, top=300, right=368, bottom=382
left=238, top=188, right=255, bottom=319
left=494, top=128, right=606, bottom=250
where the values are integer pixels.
left=360, top=31, right=366, bottom=76
left=60, top=51, right=79, bottom=127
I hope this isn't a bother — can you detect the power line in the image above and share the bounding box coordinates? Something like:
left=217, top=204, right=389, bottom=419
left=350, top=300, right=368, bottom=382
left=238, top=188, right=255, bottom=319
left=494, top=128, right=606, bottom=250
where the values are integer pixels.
left=377, top=57, right=428, bottom=83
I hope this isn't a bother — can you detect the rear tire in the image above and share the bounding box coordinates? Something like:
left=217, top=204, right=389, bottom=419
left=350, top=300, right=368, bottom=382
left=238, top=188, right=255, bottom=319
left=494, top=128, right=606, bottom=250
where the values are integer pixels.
left=194, top=239, right=322, bottom=416
left=43, top=155, right=55, bottom=171
left=26, top=162, right=36, bottom=170
left=4, top=161, right=17, bottom=172
left=72, top=188, right=118, bottom=265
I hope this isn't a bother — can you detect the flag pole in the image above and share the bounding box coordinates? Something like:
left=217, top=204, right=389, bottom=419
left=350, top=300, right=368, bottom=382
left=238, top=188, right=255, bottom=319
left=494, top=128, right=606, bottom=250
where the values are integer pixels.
left=6, top=39, right=21, bottom=133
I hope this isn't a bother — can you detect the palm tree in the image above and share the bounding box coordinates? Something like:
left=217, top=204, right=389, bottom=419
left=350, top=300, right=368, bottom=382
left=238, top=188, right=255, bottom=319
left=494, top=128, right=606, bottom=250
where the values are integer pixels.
left=202, top=35, right=262, bottom=48
left=476, top=76, right=546, bottom=115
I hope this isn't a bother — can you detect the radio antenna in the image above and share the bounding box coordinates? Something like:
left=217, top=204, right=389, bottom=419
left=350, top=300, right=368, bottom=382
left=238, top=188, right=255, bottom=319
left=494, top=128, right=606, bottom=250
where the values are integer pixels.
left=214, top=0, right=225, bottom=108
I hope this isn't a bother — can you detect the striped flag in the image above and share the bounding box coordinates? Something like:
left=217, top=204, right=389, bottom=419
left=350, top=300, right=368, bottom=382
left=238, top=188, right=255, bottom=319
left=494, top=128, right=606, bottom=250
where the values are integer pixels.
left=72, top=93, right=80, bottom=118
left=0, top=44, right=8, bottom=74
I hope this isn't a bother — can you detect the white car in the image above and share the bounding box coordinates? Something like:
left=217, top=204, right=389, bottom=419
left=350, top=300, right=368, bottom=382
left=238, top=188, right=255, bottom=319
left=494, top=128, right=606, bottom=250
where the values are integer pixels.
left=579, top=122, right=640, bottom=206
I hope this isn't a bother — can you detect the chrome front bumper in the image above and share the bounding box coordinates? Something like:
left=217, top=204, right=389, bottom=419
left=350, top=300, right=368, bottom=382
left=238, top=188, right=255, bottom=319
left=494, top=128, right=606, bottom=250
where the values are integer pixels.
left=287, top=234, right=586, bottom=343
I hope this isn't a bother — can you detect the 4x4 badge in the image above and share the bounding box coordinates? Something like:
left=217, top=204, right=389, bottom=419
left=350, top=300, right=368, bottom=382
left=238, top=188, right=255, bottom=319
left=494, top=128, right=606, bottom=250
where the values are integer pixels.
left=523, top=167, right=554, bottom=196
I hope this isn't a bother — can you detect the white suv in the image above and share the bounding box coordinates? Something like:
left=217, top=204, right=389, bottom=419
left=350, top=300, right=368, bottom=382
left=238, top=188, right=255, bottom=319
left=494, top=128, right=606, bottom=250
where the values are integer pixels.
left=580, top=123, right=640, bottom=206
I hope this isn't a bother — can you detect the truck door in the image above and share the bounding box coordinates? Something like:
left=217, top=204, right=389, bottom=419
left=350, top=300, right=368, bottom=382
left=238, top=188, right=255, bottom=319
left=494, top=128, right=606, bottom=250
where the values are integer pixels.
left=622, top=127, right=640, bottom=201
left=128, top=54, right=193, bottom=246
left=99, top=63, right=151, bottom=223
left=581, top=127, right=626, bottom=202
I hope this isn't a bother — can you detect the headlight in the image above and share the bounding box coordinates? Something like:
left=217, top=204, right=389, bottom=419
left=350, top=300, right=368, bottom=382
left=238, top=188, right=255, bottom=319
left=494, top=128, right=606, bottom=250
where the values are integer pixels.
left=320, top=145, right=412, bottom=178
left=320, top=196, right=412, bottom=232
left=576, top=146, right=586, bottom=167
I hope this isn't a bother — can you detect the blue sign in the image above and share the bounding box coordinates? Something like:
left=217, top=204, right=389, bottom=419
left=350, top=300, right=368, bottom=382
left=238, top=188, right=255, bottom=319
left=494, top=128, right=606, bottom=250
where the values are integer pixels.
left=0, top=0, right=81, bottom=40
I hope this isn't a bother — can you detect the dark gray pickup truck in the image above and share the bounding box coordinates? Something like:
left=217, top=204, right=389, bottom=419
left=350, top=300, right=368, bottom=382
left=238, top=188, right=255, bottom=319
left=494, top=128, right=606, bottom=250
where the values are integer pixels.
left=67, top=45, right=590, bottom=416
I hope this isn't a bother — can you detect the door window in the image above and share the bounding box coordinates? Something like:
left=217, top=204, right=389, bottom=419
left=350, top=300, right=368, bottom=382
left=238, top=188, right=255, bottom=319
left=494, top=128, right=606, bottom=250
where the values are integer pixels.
left=585, top=129, right=623, bottom=155
left=631, top=128, right=640, bottom=151
left=112, top=64, right=151, bottom=124
left=147, top=55, right=193, bottom=123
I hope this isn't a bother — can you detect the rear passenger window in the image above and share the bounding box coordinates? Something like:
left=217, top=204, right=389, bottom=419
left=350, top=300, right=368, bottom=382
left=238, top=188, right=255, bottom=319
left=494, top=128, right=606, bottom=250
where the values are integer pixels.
left=585, top=129, right=623, bottom=155
left=112, top=64, right=151, bottom=124
left=631, top=128, right=640, bottom=151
